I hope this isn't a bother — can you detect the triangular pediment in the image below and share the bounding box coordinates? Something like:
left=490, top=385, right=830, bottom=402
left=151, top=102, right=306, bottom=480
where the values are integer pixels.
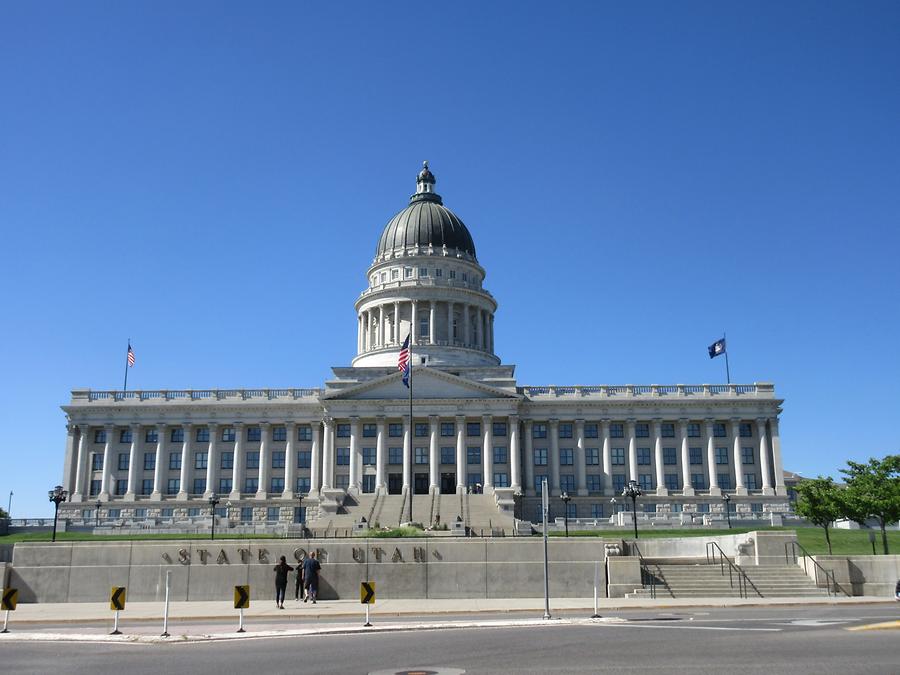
left=322, top=368, right=521, bottom=401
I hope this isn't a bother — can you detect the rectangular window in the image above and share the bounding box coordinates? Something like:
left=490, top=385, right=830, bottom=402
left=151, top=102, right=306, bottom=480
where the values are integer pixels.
left=415, top=447, right=428, bottom=464
left=611, top=448, right=626, bottom=465
left=388, top=447, right=402, bottom=465
left=585, top=423, right=598, bottom=439
left=196, top=427, right=210, bottom=442
left=467, top=422, right=481, bottom=437
left=663, top=447, right=677, bottom=465
left=638, top=474, right=653, bottom=491
left=297, top=451, right=311, bottom=468
left=441, top=447, right=454, bottom=464
left=534, top=474, right=548, bottom=493
left=440, top=422, right=455, bottom=437
left=493, top=446, right=508, bottom=464
left=145, top=429, right=158, bottom=443
left=272, top=427, right=287, bottom=442
left=419, top=316, right=429, bottom=337
left=117, top=453, right=129, bottom=471
left=493, top=422, right=507, bottom=436
left=591, top=503, right=604, bottom=518
left=559, top=448, right=573, bottom=465
left=415, top=423, right=428, bottom=437
left=336, top=424, right=351, bottom=438
left=115, top=479, right=127, bottom=496
left=467, top=472, right=482, bottom=489
left=363, top=423, right=377, bottom=438
left=296, top=477, right=310, bottom=494
left=404, top=267, right=413, bottom=278
left=434, top=268, right=442, bottom=277
left=272, top=450, right=286, bottom=468
left=449, top=269, right=456, bottom=279
left=697, top=503, right=710, bottom=513
left=94, top=429, right=106, bottom=443
left=171, top=427, right=184, bottom=443
left=271, top=477, right=285, bottom=493
left=141, top=479, right=153, bottom=495
left=143, top=452, right=155, bottom=471
left=661, top=423, right=675, bottom=438
left=643, top=503, right=657, bottom=513
left=493, top=472, right=510, bottom=488
left=192, top=478, right=206, bottom=495
left=691, top=473, right=705, bottom=490
left=587, top=474, right=602, bottom=493
left=336, top=447, right=350, bottom=465
left=635, top=423, right=649, bottom=438
left=558, top=423, right=573, bottom=439
left=243, top=477, right=258, bottom=493
left=222, top=427, right=236, bottom=442
left=687, top=423, right=701, bottom=438
left=689, top=447, right=702, bottom=465
left=134, top=508, right=147, bottom=519
left=718, top=474, right=732, bottom=490
left=363, top=447, right=376, bottom=465
left=389, top=423, right=403, bottom=437
left=246, top=451, right=260, bottom=469
left=187, top=507, right=200, bottom=518
left=533, top=423, right=547, bottom=439
left=240, top=507, right=253, bottom=522
left=391, top=269, right=399, bottom=280
left=160, top=507, right=174, bottom=518
left=741, top=447, right=754, bottom=465
left=194, top=452, right=208, bottom=470
left=665, top=473, right=679, bottom=490
left=219, top=478, right=232, bottom=493
left=713, top=423, right=727, bottom=438
left=739, top=422, right=753, bottom=438
left=533, top=448, right=548, bottom=466
left=247, top=427, right=261, bottom=442
left=119, top=429, right=132, bottom=443
left=613, top=474, right=626, bottom=492
left=266, top=506, right=280, bottom=522
left=166, top=478, right=179, bottom=495
left=168, top=452, right=181, bottom=470
left=751, top=502, right=763, bottom=513
left=672, top=503, right=683, bottom=513
left=566, top=502, right=577, bottom=519
left=637, top=448, right=651, bottom=465
left=298, top=425, right=312, bottom=441
left=610, top=423, right=624, bottom=438
left=221, top=451, right=234, bottom=469
left=467, top=447, right=481, bottom=465
left=586, top=448, right=599, bottom=465
left=745, top=474, right=758, bottom=490
left=715, top=447, right=729, bottom=465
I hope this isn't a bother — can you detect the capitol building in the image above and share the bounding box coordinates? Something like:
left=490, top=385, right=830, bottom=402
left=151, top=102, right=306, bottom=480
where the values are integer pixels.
left=58, top=164, right=790, bottom=530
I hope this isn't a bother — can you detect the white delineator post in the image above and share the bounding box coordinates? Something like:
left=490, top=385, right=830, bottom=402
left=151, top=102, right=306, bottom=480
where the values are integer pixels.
left=542, top=477, right=551, bottom=620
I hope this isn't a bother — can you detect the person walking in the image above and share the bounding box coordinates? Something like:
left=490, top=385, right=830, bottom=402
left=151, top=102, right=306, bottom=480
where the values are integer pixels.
left=273, top=555, right=293, bottom=609
left=303, top=551, right=321, bottom=603
left=294, top=556, right=305, bottom=602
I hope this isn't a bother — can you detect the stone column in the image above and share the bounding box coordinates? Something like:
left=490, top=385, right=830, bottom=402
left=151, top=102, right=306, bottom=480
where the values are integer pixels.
left=601, top=420, right=613, bottom=496
left=349, top=417, right=360, bottom=495
left=230, top=423, right=244, bottom=500
left=575, top=419, right=587, bottom=496
left=177, top=423, right=191, bottom=499
left=375, top=416, right=386, bottom=493
left=125, top=423, right=141, bottom=500
left=770, top=417, right=786, bottom=495
left=626, top=420, right=638, bottom=483
left=357, top=314, right=363, bottom=353
left=455, top=415, right=466, bottom=492
left=509, top=415, right=521, bottom=492
left=524, top=420, right=534, bottom=496
left=429, top=301, right=436, bottom=344
left=282, top=422, right=296, bottom=498
left=153, top=424, right=167, bottom=500
left=256, top=423, right=271, bottom=499
left=379, top=305, right=385, bottom=347
left=731, top=419, right=746, bottom=495
left=489, top=315, right=494, bottom=352
left=99, top=424, right=115, bottom=500
left=393, top=301, right=400, bottom=344
left=757, top=418, right=774, bottom=495
left=63, top=424, right=77, bottom=496
left=463, top=304, right=470, bottom=347
left=428, top=415, right=439, bottom=492
left=680, top=419, right=693, bottom=496
left=368, top=311, right=375, bottom=350
left=706, top=420, right=720, bottom=495
left=310, top=420, right=322, bottom=495
left=478, top=309, right=485, bottom=349
left=549, top=419, right=560, bottom=495
left=482, top=414, right=493, bottom=489
left=654, top=419, right=667, bottom=496
left=72, top=425, right=90, bottom=502
left=447, top=302, right=454, bottom=343
left=410, top=300, right=417, bottom=345
left=205, top=423, right=218, bottom=499
left=401, top=415, right=412, bottom=492
left=322, top=418, right=334, bottom=489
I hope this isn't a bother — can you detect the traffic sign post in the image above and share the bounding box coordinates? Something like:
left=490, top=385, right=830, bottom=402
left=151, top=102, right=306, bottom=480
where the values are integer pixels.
left=360, top=581, right=375, bottom=627
left=1, top=588, right=17, bottom=633
left=110, top=586, right=126, bottom=635
left=234, top=585, right=250, bottom=633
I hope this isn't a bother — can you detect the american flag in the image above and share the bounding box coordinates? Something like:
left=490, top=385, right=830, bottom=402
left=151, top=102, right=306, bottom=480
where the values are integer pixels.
left=127, top=344, right=136, bottom=367
left=398, top=334, right=410, bottom=388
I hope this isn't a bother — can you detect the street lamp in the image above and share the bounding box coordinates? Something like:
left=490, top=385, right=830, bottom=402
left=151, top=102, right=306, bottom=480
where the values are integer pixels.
left=296, top=493, right=305, bottom=536
left=95, top=499, right=102, bottom=527
left=560, top=492, right=572, bottom=537
left=208, top=492, right=220, bottom=540
left=722, top=493, right=732, bottom=529
left=622, top=480, right=643, bottom=539
left=48, top=485, right=68, bottom=542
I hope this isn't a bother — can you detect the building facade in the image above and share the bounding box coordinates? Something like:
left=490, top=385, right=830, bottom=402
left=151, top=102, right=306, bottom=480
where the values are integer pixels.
left=59, top=164, right=789, bottom=525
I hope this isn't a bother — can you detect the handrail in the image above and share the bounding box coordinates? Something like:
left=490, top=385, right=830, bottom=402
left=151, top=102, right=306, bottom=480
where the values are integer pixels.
left=784, top=540, right=849, bottom=597
left=706, top=541, right=762, bottom=598
left=630, top=542, right=657, bottom=599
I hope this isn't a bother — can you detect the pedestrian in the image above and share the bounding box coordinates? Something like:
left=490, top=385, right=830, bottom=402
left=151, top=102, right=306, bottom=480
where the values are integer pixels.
left=303, top=551, right=321, bottom=603
left=294, top=556, right=305, bottom=602
left=273, top=555, right=293, bottom=609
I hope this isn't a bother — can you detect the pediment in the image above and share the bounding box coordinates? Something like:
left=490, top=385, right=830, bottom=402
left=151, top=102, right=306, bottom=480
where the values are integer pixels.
left=322, top=368, right=520, bottom=401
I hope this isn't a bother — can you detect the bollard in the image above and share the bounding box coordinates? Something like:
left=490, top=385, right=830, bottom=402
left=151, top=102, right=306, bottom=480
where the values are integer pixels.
left=238, top=607, right=245, bottom=633
left=111, top=609, right=121, bottom=635
left=161, top=570, right=171, bottom=637
left=364, top=602, right=371, bottom=628
left=591, top=561, right=601, bottom=618
left=1, top=609, right=9, bottom=634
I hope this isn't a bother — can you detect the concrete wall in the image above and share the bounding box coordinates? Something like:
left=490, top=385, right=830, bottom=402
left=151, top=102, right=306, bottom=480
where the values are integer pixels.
left=808, top=555, right=900, bottom=597
left=8, top=538, right=613, bottom=603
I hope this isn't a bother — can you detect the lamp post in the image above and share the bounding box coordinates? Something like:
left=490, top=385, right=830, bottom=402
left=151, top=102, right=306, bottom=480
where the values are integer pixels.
left=723, top=493, right=732, bottom=529
left=208, top=492, right=220, bottom=540
left=622, top=480, right=643, bottom=539
left=560, top=492, right=571, bottom=537
left=296, top=493, right=304, bottom=536
left=48, top=485, right=67, bottom=542
left=7, top=491, right=11, bottom=519
left=95, top=499, right=102, bottom=527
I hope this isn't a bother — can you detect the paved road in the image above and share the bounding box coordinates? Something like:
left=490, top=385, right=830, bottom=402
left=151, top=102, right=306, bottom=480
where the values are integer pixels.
left=1, top=606, right=897, bottom=674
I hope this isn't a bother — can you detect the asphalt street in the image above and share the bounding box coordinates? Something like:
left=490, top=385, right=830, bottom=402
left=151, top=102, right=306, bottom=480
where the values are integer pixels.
left=1, top=606, right=897, bottom=674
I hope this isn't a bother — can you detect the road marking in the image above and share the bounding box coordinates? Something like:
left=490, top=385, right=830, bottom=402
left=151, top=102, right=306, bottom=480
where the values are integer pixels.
left=773, top=620, right=849, bottom=627
left=610, top=623, right=781, bottom=632
left=847, top=620, right=900, bottom=632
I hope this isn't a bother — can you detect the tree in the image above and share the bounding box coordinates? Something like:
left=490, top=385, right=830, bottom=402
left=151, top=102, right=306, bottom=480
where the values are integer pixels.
left=840, top=454, right=900, bottom=555
left=0, top=508, right=7, bottom=519
left=793, top=477, right=844, bottom=555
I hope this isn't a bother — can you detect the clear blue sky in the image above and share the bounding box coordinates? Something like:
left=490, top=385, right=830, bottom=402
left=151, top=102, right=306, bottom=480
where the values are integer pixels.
left=1, top=2, right=898, bottom=517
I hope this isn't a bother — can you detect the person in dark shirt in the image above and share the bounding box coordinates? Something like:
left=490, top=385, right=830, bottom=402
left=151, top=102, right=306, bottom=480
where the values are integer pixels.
left=303, top=551, right=321, bottom=603
left=273, top=556, right=294, bottom=609
left=294, top=559, right=305, bottom=602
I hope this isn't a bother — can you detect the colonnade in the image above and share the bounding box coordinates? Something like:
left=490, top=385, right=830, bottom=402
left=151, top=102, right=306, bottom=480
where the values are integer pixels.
left=358, top=299, right=494, bottom=352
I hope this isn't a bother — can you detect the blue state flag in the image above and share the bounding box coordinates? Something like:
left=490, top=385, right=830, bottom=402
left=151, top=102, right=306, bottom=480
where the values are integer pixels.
left=708, top=338, right=726, bottom=359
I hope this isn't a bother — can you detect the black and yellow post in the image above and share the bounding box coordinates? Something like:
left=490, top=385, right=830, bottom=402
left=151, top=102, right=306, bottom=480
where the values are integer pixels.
left=110, top=586, right=126, bottom=635
left=360, top=581, right=375, bottom=627
left=234, top=585, right=250, bottom=633
left=1, top=588, right=17, bottom=633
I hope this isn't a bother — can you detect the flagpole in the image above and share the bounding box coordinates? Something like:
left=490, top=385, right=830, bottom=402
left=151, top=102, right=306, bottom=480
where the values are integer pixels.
left=408, top=336, right=414, bottom=525
left=723, top=331, right=731, bottom=384
left=123, top=339, right=131, bottom=392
